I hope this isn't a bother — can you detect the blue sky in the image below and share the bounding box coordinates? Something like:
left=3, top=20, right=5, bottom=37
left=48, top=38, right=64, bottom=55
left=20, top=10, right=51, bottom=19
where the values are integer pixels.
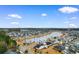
left=0, top=5, right=79, bottom=28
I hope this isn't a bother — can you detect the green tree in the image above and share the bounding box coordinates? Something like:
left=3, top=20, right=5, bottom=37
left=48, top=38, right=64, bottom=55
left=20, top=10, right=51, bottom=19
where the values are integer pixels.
left=0, top=31, right=16, bottom=53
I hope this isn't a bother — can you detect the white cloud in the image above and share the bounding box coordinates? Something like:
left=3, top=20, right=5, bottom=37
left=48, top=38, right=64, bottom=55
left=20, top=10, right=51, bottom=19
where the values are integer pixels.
left=11, top=22, right=19, bottom=25
left=70, top=17, right=77, bottom=20
left=69, top=24, right=77, bottom=28
left=41, top=13, right=48, bottom=16
left=8, top=14, right=22, bottom=19
left=58, top=6, right=79, bottom=14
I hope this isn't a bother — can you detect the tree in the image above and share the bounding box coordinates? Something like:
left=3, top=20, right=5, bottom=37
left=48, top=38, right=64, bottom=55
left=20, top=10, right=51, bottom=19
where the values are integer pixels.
left=0, top=31, right=17, bottom=53
left=0, top=41, right=7, bottom=54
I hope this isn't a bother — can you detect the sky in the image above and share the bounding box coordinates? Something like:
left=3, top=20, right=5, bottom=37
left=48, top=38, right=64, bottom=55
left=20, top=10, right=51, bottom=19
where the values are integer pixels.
left=0, top=5, right=79, bottom=28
